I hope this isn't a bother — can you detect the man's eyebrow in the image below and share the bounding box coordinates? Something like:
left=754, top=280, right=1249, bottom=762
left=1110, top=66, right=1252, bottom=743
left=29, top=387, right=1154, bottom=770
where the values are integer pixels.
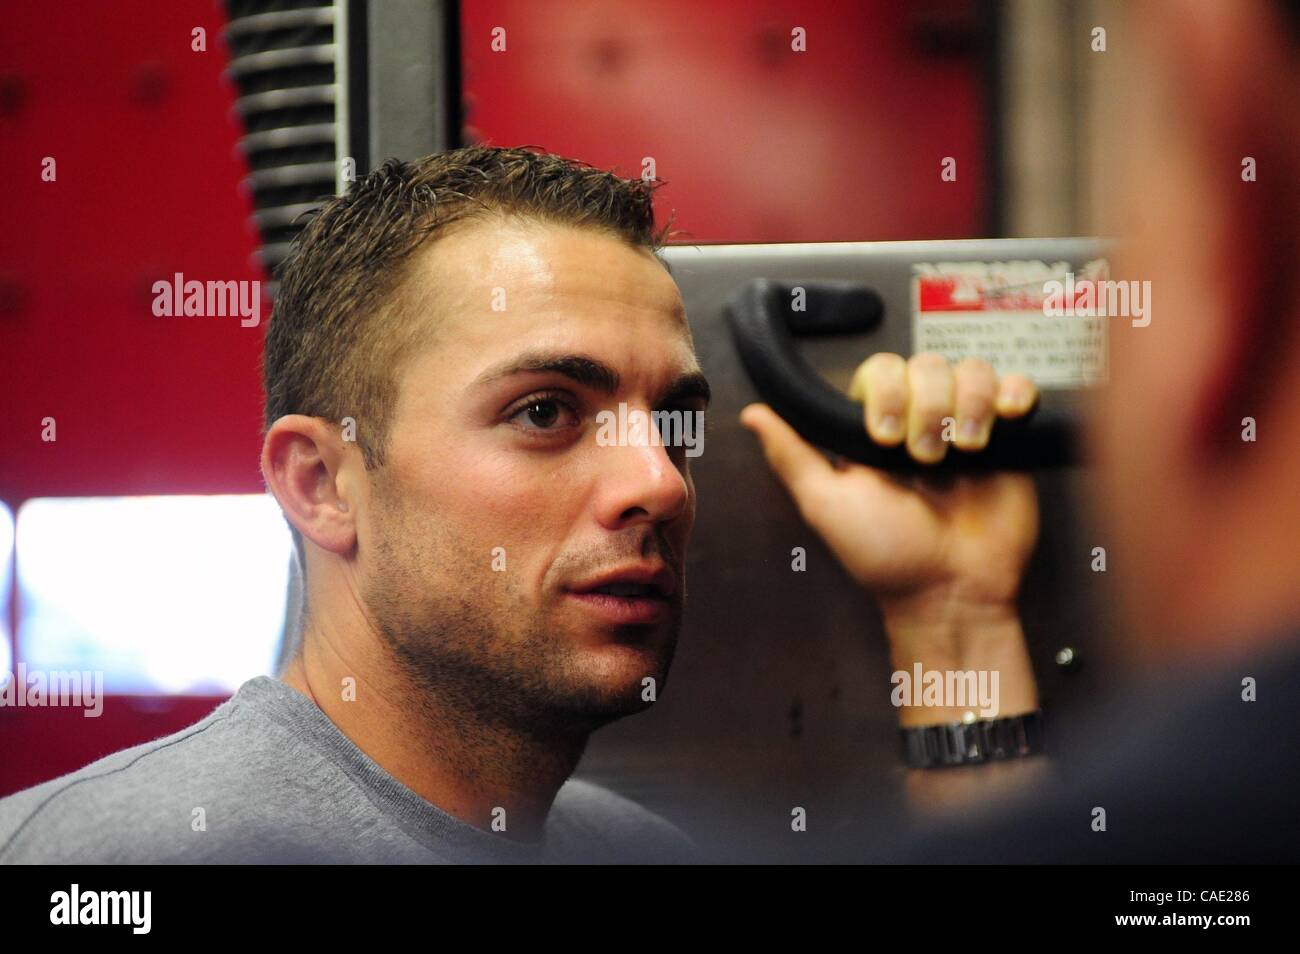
left=662, top=371, right=711, bottom=408
left=473, top=350, right=711, bottom=407
left=474, top=351, right=621, bottom=394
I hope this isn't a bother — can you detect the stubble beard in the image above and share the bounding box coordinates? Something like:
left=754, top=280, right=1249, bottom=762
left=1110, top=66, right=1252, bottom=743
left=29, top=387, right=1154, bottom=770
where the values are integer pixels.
left=361, top=495, right=682, bottom=743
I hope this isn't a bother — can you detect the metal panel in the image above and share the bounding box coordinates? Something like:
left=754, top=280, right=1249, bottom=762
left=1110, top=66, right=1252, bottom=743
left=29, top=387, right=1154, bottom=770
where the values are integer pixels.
left=577, top=238, right=1122, bottom=851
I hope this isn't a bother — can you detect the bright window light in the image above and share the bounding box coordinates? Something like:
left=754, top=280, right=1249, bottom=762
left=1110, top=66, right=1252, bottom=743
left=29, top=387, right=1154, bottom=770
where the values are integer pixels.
left=16, top=495, right=293, bottom=694
left=0, top=502, right=13, bottom=677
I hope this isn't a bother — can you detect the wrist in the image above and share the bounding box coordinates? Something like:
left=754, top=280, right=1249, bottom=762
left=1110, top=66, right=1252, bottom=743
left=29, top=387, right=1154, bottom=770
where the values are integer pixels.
left=878, top=584, right=1038, bottom=727
left=879, top=583, right=1020, bottom=666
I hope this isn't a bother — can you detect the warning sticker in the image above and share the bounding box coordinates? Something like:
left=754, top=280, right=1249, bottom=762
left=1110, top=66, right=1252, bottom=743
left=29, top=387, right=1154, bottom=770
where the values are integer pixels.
left=912, top=260, right=1108, bottom=389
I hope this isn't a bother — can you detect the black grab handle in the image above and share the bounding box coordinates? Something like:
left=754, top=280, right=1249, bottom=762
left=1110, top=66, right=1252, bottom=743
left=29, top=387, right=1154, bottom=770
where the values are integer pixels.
left=724, top=279, right=1080, bottom=472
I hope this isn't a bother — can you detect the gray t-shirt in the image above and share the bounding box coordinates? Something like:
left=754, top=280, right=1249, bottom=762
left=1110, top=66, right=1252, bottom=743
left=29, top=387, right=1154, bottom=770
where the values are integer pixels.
left=0, top=676, right=696, bottom=864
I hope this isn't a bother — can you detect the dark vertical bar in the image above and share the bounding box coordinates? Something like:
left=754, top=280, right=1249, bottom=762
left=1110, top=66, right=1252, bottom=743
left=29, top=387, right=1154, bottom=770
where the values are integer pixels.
left=364, top=0, right=463, bottom=165
left=981, top=0, right=1006, bottom=237
left=345, top=0, right=371, bottom=179
left=441, top=0, right=464, bottom=150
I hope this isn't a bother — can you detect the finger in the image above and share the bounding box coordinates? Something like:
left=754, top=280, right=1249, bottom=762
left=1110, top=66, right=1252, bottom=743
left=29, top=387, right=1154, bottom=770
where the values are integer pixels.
left=905, top=352, right=954, bottom=464
left=849, top=353, right=906, bottom=446
left=739, top=403, right=835, bottom=515
left=995, top=373, right=1039, bottom=418
left=952, top=357, right=997, bottom=451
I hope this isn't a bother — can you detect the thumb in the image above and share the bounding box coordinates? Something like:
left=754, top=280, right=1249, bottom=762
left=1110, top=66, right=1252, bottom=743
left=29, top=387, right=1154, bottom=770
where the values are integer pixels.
left=739, top=403, right=835, bottom=510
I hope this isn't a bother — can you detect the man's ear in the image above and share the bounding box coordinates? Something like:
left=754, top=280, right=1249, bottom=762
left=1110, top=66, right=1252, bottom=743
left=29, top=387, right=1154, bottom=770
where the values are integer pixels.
left=1164, top=1, right=1300, bottom=460
left=261, top=415, right=360, bottom=557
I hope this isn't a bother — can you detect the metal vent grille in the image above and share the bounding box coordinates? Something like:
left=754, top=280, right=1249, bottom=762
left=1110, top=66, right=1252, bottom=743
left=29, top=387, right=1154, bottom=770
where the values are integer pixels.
left=223, top=0, right=341, bottom=287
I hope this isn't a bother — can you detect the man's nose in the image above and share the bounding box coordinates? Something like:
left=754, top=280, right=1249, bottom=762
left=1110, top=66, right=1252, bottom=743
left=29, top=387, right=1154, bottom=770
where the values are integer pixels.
left=591, top=430, right=691, bottom=530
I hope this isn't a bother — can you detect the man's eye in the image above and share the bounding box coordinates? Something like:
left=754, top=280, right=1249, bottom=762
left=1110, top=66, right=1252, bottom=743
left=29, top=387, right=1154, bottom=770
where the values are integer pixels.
left=508, top=394, right=579, bottom=431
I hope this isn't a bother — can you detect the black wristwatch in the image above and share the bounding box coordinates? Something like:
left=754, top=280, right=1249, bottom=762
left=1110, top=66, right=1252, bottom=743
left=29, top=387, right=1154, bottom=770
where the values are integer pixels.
left=901, top=711, right=1045, bottom=768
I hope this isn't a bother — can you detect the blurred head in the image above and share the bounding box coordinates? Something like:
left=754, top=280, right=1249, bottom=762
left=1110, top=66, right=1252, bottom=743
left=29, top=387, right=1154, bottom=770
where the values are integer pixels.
left=1095, top=0, right=1300, bottom=662
left=261, top=147, right=706, bottom=732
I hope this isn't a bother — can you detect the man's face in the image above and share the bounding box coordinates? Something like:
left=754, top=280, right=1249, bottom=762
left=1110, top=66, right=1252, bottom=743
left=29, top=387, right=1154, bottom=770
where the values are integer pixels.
left=356, top=217, right=705, bottom=732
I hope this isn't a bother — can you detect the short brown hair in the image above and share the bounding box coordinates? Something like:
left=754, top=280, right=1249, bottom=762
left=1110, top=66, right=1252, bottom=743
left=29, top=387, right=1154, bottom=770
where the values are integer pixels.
left=263, top=145, right=668, bottom=470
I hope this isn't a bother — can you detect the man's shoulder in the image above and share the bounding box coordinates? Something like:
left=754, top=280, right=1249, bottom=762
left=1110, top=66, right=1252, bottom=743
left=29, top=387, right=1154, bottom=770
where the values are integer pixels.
left=549, top=777, right=698, bottom=863
left=0, top=690, right=293, bottom=863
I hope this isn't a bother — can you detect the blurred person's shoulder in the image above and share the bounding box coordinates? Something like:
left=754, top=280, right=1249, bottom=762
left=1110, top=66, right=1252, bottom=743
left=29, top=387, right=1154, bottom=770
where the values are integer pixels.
left=546, top=777, right=699, bottom=863
left=871, top=630, right=1300, bottom=863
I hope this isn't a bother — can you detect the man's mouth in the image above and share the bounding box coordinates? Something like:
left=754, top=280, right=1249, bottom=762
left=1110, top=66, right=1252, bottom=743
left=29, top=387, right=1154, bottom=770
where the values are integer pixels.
left=566, top=566, right=675, bottom=624
left=585, top=581, right=661, bottom=597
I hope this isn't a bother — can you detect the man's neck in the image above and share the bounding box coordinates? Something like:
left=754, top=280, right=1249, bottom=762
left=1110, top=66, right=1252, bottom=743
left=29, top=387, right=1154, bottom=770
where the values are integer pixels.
left=278, top=630, right=589, bottom=843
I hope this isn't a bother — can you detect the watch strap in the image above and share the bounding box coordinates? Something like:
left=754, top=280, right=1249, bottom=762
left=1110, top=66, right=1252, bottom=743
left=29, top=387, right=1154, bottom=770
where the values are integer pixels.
left=901, top=710, right=1045, bottom=768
